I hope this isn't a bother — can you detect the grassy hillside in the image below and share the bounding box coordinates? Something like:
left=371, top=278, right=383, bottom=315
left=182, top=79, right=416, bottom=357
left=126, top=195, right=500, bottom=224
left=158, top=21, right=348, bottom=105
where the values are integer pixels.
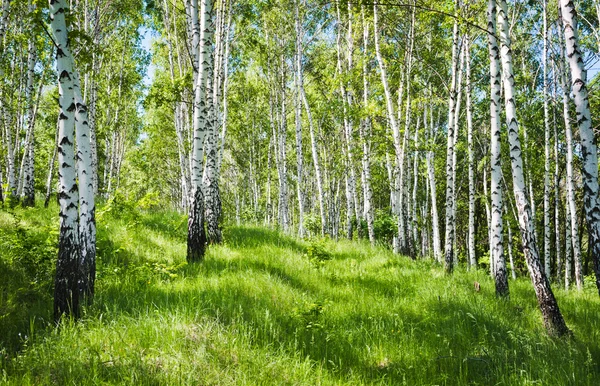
left=1, top=201, right=599, bottom=385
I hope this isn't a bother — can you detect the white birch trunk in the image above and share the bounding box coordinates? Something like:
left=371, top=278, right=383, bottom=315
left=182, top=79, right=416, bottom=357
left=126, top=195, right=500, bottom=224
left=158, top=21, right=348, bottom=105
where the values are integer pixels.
left=542, top=0, right=552, bottom=281
left=466, top=34, right=476, bottom=268
left=559, top=43, right=583, bottom=290
left=498, top=0, right=569, bottom=336
left=565, top=195, right=573, bottom=289
left=426, top=104, right=441, bottom=261
left=560, top=0, right=600, bottom=295
left=294, top=0, right=305, bottom=237
left=444, top=2, right=459, bottom=273
left=72, top=66, right=96, bottom=302
left=49, top=0, right=81, bottom=321
left=188, top=0, right=214, bottom=261
left=374, top=3, right=404, bottom=250
left=552, top=65, right=562, bottom=284
left=488, top=0, right=508, bottom=295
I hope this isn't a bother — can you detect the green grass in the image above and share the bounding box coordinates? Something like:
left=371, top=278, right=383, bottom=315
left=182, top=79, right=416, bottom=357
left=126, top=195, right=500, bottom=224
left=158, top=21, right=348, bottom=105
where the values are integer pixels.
left=1, top=202, right=599, bottom=385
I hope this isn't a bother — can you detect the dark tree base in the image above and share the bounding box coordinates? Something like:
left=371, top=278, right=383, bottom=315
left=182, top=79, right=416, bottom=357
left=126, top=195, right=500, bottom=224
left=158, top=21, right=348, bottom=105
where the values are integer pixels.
left=188, top=188, right=207, bottom=262
left=205, top=187, right=222, bottom=245
left=54, top=230, right=81, bottom=323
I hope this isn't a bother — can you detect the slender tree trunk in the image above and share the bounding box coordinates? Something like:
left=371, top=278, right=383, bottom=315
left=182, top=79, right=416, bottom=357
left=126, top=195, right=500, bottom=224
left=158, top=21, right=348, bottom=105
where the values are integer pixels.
left=374, top=3, right=405, bottom=250
left=20, top=20, right=38, bottom=207
left=553, top=64, right=563, bottom=284
left=50, top=0, right=81, bottom=322
left=294, top=0, right=305, bottom=237
left=444, top=1, right=460, bottom=273
left=497, top=0, right=569, bottom=336
left=359, top=5, right=375, bottom=243
left=44, top=119, right=59, bottom=208
left=466, top=34, right=476, bottom=268
left=426, top=104, right=441, bottom=261
left=558, top=38, right=583, bottom=290
left=488, top=0, right=508, bottom=296
left=542, top=0, right=552, bottom=281
left=560, top=0, right=600, bottom=296
left=505, top=206, right=517, bottom=279
left=565, top=196, right=573, bottom=289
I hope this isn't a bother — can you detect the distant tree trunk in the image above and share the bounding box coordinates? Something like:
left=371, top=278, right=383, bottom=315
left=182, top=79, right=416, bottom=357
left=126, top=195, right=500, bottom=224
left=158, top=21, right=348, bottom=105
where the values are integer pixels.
left=293, top=0, right=305, bottom=237
left=360, top=5, right=375, bottom=244
left=44, top=119, right=59, bottom=208
left=498, top=0, right=569, bottom=336
left=488, top=0, right=508, bottom=296
left=560, top=0, right=600, bottom=296
left=444, top=0, right=460, bottom=273
left=542, top=0, right=552, bottom=281
left=552, top=63, right=563, bottom=284
left=0, top=0, right=11, bottom=201
left=505, top=206, right=517, bottom=280
left=466, top=34, right=476, bottom=268
left=20, top=19, right=38, bottom=207
left=565, top=196, right=573, bottom=289
left=276, top=55, right=290, bottom=232
left=50, top=0, right=81, bottom=322
left=558, top=36, right=583, bottom=290
left=374, top=3, right=403, bottom=250
left=426, top=102, right=441, bottom=261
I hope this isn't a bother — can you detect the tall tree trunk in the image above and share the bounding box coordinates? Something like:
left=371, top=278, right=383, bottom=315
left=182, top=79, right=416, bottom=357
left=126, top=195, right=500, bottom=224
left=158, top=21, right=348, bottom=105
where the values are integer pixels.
left=497, top=0, right=569, bottom=336
left=188, top=0, right=214, bottom=262
left=558, top=33, right=583, bottom=290
left=374, top=3, right=404, bottom=250
left=294, top=0, right=305, bottom=237
left=559, top=0, right=600, bottom=296
left=488, top=0, right=508, bottom=296
left=203, top=0, right=228, bottom=244
left=444, top=0, right=460, bottom=273
left=72, top=65, right=96, bottom=303
left=466, top=34, right=476, bottom=268
left=553, top=64, right=563, bottom=284
left=542, top=0, right=552, bottom=281
left=360, top=5, right=374, bottom=244
left=426, top=103, right=441, bottom=261
left=565, top=192, right=573, bottom=289
left=21, top=17, right=38, bottom=207
left=50, top=0, right=81, bottom=322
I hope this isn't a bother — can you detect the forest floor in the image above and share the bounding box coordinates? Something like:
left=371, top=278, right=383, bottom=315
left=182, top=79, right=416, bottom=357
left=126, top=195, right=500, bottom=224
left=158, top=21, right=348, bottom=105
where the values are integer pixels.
left=1, top=200, right=600, bottom=385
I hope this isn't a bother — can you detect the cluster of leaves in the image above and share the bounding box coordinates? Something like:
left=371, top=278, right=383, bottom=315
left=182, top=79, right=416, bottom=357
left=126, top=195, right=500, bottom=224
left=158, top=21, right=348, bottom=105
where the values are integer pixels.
left=304, top=240, right=332, bottom=268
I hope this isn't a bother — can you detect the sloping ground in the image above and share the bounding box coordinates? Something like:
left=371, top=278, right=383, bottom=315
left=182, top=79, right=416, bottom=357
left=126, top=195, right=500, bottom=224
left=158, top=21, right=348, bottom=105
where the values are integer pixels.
left=1, top=203, right=599, bottom=385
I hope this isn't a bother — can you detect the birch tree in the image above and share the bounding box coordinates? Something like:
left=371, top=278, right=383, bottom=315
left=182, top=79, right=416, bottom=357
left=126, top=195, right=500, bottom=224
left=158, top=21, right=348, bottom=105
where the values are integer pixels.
left=559, top=0, right=600, bottom=296
left=488, top=0, right=508, bottom=296
left=497, top=0, right=569, bottom=335
left=49, top=0, right=82, bottom=321
left=188, top=0, right=214, bottom=262
left=444, top=1, right=460, bottom=273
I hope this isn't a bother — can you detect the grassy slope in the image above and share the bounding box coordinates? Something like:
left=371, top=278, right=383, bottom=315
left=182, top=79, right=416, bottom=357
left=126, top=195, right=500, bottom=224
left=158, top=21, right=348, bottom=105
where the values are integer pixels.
left=1, top=202, right=599, bottom=385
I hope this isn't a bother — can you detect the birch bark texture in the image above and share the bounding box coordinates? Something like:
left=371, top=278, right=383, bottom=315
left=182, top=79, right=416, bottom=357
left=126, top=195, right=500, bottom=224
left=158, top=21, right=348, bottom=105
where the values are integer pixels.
left=559, top=0, right=600, bottom=296
left=487, top=0, right=508, bottom=297
left=497, top=0, right=569, bottom=336
left=444, top=1, right=459, bottom=273
left=49, top=0, right=82, bottom=321
left=188, top=0, right=214, bottom=262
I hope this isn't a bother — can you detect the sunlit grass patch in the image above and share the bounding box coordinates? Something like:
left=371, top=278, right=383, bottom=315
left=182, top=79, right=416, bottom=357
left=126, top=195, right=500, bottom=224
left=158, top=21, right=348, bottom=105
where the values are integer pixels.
left=1, top=203, right=600, bottom=385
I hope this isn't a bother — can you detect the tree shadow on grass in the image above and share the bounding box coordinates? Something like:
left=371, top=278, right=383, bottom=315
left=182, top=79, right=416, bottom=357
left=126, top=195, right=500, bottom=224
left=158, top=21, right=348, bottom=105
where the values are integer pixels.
left=222, top=226, right=306, bottom=253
